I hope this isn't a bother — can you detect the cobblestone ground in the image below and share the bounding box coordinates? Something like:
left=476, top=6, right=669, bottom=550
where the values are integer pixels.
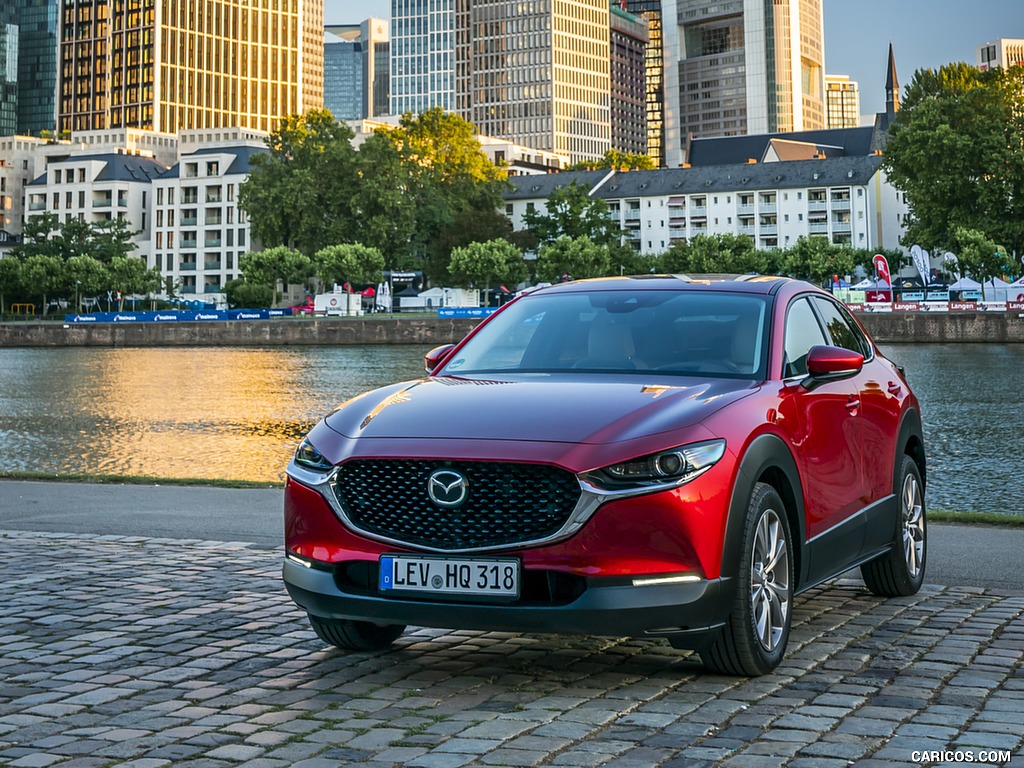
left=1, top=531, right=1022, bottom=768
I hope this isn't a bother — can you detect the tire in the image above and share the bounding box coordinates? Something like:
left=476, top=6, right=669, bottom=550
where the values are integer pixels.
left=700, top=483, right=793, bottom=676
left=861, top=455, right=926, bottom=596
left=308, top=614, right=406, bottom=651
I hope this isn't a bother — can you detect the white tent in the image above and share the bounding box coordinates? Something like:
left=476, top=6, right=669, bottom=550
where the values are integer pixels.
left=949, top=277, right=981, bottom=291
left=982, top=277, right=1013, bottom=302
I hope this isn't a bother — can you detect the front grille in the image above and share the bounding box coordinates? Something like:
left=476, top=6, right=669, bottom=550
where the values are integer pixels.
left=332, top=460, right=582, bottom=550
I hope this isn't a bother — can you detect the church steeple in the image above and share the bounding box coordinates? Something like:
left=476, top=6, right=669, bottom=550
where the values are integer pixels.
left=885, top=42, right=900, bottom=119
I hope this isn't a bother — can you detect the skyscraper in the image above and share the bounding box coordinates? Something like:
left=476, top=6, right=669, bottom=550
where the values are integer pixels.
left=454, top=0, right=611, bottom=163
left=57, top=0, right=324, bottom=135
left=661, top=0, right=826, bottom=166
left=17, top=0, right=59, bottom=136
left=977, top=38, right=1024, bottom=71
left=325, top=19, right=389, bottom=122
left=610, top=3, right=648, bottom=157
left=0, top=4, right=16, bottom=136
left=825, top=75, right=860, bottom=129
left=624, top=0, right=665, bottom=167
left=391, top=0, right=455, bottom=115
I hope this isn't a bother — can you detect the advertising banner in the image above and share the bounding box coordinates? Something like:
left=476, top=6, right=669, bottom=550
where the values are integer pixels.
left=437, top=308, right=498, bottom=319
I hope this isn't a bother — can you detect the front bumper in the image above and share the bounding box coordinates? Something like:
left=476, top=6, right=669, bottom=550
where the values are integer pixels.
left=283, top=557, right=732, bottom=649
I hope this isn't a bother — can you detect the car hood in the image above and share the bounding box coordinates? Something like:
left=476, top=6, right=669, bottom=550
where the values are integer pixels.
left=322, top=374, right=758, bottom=446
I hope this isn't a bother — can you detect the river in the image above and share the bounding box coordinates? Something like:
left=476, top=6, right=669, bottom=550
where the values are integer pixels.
left=0, top=343, right=1019, bottom=516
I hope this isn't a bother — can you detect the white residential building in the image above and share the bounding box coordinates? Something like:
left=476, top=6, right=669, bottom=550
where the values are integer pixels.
left=24, top=148, right=165, bottom=254
left=150, top=130, right=267, bottom=300
left=505, top=155, right=908, bottom=256
left=0, top=135, right=79, bottom=251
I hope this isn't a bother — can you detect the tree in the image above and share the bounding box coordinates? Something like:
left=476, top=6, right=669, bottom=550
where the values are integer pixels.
left=21, top=255, right=63, bottom=316
left=522, top=182, right=619, bottom=245
left=448, top=239, right=527, bottom=296
left=313, top=244, right=385, bottom=291
left=63, top=256, right=108, bottom=311
left=12, top=213, right=60, bottom=261
left=781, top=237, right=856, bottom=285
left=223, top=278, right=274, bottom=309
left=568, top=150, right=656, bottom=171
left=883, top=63, right=1024, bottom=257
left=659, top=234, right=764, bottom=274
left=240, top=246, right=312, bottom=302
left=534, top=237, right=612, bottom=282
left=426, top=208, right=517, bottom=286
left=0, top=258, right=23, bottom=315
left=239, top=109, right=358, bottom=255
left=108, top=256, right=162, bottom=309
left=90, top=218, right=139, bottom=262
left=945, top=227, right=1005, bottom=300
left=350, top=134, right=418, bottom=269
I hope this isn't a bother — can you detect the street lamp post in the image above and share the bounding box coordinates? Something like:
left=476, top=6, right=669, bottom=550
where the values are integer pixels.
left=75, top=280, right=81, bottom=313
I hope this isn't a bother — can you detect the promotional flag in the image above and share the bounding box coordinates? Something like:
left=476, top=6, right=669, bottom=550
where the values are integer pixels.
left=872, top=254, right=892, bottom=287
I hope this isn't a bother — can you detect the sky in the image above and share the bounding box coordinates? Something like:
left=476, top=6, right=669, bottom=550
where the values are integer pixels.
left=330, top=0, right=1024, bottom=119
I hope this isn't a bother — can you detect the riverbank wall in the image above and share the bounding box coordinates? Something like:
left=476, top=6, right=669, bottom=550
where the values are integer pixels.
left=0, top=311, right=1022, bottom=347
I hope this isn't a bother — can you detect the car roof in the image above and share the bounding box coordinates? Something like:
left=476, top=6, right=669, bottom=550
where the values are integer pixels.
left=534, top=274, right=805, bottom=296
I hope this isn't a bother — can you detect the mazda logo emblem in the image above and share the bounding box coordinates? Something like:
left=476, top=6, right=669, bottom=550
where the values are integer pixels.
left=427, top=469, right=469, bottom=508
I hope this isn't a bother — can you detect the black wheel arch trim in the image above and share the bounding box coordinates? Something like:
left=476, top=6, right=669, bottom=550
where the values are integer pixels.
left=722, top=433, right=808, bottom=593
left=895, top=407, right=926, bottom=491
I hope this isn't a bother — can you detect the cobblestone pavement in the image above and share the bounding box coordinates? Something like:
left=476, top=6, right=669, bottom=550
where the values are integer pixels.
left=1, top=531, right=1022, bottom=768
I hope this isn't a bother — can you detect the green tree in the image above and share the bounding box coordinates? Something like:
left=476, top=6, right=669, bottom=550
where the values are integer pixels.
left=90, top=218, right=139, bottom=262
left=239, top=109, right=358, bottom=255
left=109, top=256, right=162, bottom=309
left=22, top=255, right=63, bottom=316
left=568, top=150, right=656, bottom=171
left=313, top=244, right=385, bottom=291
left=523, top=182, right=619, bottom=245
left=534, top=236, right=612, bottom=282
left=223, top=278, right=274, bottom=309
left=945, top=227, right=1005, bottom=300
left=659, top=233, right=764, bottom=274
left=0, top=258, right=24, bottom=314
left=63, top=256, right=108, bottom=311
left=240, top=246, right=312, bottom=302
left=448, top=239, right=527, bottom=296
left=883, top=63, right=1024, bottom=256
left=606, top=241, right=658, bottom=277
left=781, top=236, right=856, bottom=285
left=426, top=208, right=516, bottom=286
left=350, top=134, right=418, bottom=268
left=12, top=214, right=60, bottom=260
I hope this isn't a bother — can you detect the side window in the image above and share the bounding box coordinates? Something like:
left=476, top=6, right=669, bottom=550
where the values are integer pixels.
left=783, top=298, right=828, bottom=378
left=812, top=298, right=872, bottom=358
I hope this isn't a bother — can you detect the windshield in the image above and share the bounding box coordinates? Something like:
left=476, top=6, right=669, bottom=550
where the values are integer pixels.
left=441, top=290, right=770, bottom=379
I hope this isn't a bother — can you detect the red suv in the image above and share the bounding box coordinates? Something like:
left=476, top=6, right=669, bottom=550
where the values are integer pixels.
left=283, top=276, right=926, bottom=675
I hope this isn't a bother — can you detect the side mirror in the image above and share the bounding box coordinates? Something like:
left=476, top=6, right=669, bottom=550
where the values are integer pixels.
left=424, top=344, right=456, bottom=374
left=803, top=345, right=864, bottom=389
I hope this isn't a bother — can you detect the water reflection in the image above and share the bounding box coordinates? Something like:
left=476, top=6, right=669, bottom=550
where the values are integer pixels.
left=0, top=346, right=430, bottom=482
left=0, top=344, right=1020, bottom=516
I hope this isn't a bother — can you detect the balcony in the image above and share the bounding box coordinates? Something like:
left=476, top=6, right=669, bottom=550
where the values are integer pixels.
left=759, top=224, right=778, bottom=235
left=624, top=209, right=641, bottom=221
left=668, top=228, right=687, bottom=239
left=181, top=285, right=196, bottom=294
left=92, top=198, right=112, bottom=208
left=758, top=202, right=777, bottom=213
left=204, top=237, right=222, bottom=248
left=182, top=195, right=198, bottom=205
left=181, top=216, right=197, bottom=226
left=808, top=221, right=829, bottom=234
left=181, top=239, right=197, bottom=249
left=204, top=260, right=222, bottom=270
left=738, top=224, right=755, bottom=235
left=737, top=204, right=755, bottom=215
left=203, top=283, right=222, bottom=293
left=831, top=199, right=851, bottom=211
left=29, top=201, right=47, bottom=211
left=179, top=262, right=197, bottom=271
left=690, top=205, right=707, bottom=216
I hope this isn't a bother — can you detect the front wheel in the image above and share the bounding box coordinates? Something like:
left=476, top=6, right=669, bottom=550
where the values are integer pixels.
left=308, top=614, right=405, bottom=651
left=700, top=483, right=793, bottom=676
left=861, top=455, right=926, bottom=596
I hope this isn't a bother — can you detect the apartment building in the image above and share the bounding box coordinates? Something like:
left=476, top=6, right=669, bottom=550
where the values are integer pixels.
left=505, top=154, right=907, bottom=255
left=610, top=3, right=648, bottom=156
left=23, top=148, right=165, bottom=254
left=150, top=130, right=266, bottom=299
left=825, top=75, right=861, bottom=129
left=0, top=135, right=78, bottom=248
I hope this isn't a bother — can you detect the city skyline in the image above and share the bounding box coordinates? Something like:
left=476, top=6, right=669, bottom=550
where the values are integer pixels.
left=336, top=0, right=1024, bottom=121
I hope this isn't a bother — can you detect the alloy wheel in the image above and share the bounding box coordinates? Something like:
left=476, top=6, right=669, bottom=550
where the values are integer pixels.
left=750, top=508, right=790, bottom=652
left=902, top=472, right=925, bottom=579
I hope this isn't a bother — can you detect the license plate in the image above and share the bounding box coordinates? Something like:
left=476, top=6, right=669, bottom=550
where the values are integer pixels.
left=379, top=555, right=520, bottom=599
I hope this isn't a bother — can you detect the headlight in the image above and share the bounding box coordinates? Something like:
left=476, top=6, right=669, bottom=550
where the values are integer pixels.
left=582, top=440, right=726, bottom=491
left=294, top=437, right=334, bottom=472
